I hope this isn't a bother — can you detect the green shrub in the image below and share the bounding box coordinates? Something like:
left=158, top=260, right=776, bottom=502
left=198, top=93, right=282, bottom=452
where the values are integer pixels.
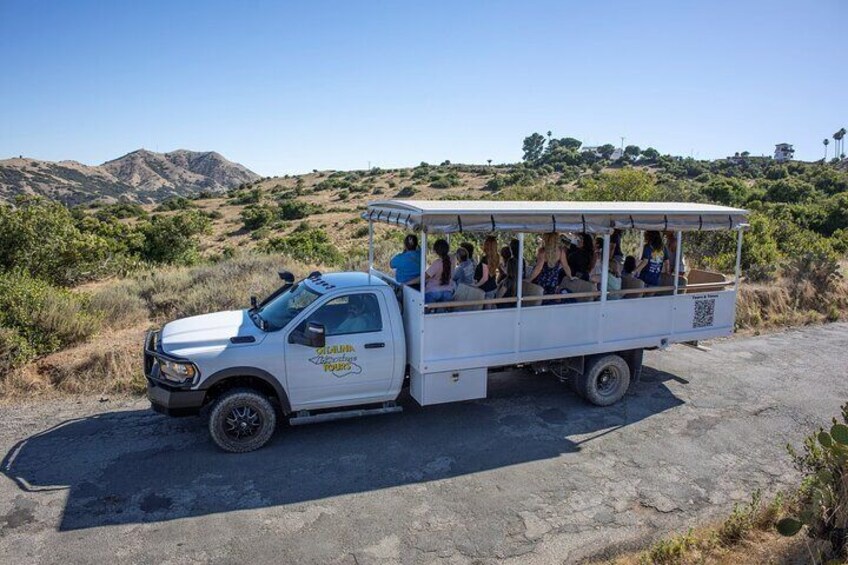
left=262, top=226, right=342, bottom=265
left=139, top=210, right=212, bottom=265
left=240, top=204, right=276, bottom=231
left=154, top=197, right=195, bottom=212
left=0, top=271, right=100, bottom=361
left=278, top=200, right=322, bottom=220
left=0, top=197, right=116, bottom=286
left=0, top=326, right=34, bottom=375
left=778, top=403, right=848, bottom=559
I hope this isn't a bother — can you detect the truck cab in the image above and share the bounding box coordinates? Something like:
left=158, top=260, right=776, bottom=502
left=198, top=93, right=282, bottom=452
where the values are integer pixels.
left=145, top=272, right=406, bottom=452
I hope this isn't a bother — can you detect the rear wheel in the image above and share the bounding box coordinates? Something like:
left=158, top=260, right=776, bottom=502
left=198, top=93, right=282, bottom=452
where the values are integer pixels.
left=209, top=388, right=277, bottom=453
left=579, top=355, right=630, bottom=406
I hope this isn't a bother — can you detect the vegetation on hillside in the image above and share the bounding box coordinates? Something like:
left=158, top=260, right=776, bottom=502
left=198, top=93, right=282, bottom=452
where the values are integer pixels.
left=0, top=133, right=847, bottom=393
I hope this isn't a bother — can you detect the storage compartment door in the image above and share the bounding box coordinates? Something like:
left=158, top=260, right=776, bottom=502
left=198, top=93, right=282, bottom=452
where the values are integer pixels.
left=410, top=367, right=487, bottom=406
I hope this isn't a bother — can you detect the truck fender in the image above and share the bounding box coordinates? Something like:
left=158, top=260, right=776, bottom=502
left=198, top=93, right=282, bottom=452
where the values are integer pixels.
left=201, top=367, right=292, bottom=414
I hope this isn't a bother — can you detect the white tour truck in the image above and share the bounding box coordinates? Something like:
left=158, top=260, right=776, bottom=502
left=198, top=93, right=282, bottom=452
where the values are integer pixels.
left=145, top=200, right=748, bottom=452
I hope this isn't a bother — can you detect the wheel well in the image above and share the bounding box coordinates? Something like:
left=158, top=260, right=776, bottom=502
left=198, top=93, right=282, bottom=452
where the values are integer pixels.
left=204, top=376, right=282, bottom=411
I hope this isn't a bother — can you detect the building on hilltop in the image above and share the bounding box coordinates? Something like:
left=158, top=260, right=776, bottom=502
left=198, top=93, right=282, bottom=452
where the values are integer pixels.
left=774, top=143, right=794, bottom=162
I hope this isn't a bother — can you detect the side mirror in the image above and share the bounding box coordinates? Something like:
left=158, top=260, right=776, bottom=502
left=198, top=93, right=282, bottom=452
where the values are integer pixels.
left=290, top=322, right=326, bottom=347
left=250, top=296, right=258, bottom=309
left=305, top=322, right=326, bottom=348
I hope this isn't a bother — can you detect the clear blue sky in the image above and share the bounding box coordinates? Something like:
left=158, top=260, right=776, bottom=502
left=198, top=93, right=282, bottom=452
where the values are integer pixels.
left=1, top=0, right=845, bottom=176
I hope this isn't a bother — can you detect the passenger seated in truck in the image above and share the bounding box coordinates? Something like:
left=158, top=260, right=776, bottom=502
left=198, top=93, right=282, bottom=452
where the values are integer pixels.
left=527, top=232, right=574, bottom=294
left=390, top=234, right=422, bottom=287
left=474, top=236, right=500, bottom=303
left=497, top=245, right=511, bottom=283
left=567, top=233, right=595, bottom=281
left=633, top=231, right=669, bottom=287
left=452, top=245, right=475, bottom=286
left=424, top=239, right=456, bottom=304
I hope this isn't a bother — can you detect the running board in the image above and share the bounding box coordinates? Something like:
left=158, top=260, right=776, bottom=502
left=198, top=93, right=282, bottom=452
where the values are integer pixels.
left=289, top=403, right=402, bottom=426
left=680, top=340, right=711, bottom=352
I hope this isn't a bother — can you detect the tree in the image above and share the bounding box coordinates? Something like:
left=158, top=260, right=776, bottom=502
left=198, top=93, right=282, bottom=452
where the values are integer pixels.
left=522, top=133, right=546, bottom=162
left=624, top=145, right=641, bottom=161
left=641, top=147, right=660, bottom=162
left=597, top=144, right=616, bottom=160
left=823, top=138, right=830, bottom=161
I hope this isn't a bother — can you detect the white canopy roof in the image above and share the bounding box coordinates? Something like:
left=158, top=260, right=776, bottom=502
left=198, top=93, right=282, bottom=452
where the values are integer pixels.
left=363, top=200, right=749, bottom=234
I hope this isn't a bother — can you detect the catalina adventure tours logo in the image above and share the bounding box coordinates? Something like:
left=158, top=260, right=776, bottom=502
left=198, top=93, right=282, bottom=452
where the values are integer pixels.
left=309, top=344, right=363, bottom=378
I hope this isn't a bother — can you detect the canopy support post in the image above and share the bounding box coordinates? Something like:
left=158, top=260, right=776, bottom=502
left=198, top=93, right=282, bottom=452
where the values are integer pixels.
left=419, top=230, right=427, bottom=370
left=734, top=229, right=743, bottom=291
left=515, top=233, right=524, bottom=356
left=599, top=232, right=610, bottom=344
left=673, top=231, right=682, bottom=295
left=368, top=219, right=374, bottom=283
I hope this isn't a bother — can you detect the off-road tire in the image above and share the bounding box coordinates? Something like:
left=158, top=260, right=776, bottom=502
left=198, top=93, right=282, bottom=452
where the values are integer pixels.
left=579, top=354, right=631, bottom=407
left=209, top=388, right=277, bottom=453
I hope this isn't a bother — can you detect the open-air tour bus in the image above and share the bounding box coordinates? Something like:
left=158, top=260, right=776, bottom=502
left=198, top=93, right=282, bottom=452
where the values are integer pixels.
left=364, top=199, right=748, bottom=406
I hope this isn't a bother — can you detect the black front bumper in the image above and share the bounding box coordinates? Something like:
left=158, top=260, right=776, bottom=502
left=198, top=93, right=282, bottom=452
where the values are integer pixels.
left=144, top=330, right=206, bottom=417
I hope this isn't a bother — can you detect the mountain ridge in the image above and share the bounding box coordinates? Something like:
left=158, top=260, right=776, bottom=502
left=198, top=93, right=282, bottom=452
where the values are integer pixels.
left=0, top=149, right=260, bottom=205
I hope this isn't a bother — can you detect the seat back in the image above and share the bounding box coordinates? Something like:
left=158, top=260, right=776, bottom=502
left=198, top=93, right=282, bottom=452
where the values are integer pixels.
left=686, top=269, right=727, bottom=293
left=557, top=277, right=598, bottom=302
left=620, top=274, right=645, bottom=299
left=521, top=281, right=544, bottom=306
left=452, top=283, right=485, bottom=311
left=657, top=273, right=688, bottom=296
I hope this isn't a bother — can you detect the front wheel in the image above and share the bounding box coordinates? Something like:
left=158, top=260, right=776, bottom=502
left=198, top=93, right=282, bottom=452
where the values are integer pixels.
left=209, top=388, right=277, bottom=453
left=579, top=354, right=631, bottom=406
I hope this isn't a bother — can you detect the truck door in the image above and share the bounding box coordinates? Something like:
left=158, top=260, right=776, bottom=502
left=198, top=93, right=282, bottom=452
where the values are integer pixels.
left=284, top=291, right=395, bottom=408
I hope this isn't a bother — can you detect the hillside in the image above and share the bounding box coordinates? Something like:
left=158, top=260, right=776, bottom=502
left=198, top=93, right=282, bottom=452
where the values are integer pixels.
left=0, top=149, right=260, bottom=205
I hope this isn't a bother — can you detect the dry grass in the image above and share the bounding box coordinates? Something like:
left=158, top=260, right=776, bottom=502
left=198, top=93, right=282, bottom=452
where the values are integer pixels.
left=0, top=253, right=319, bottom=400
left=736, top=260, right=848, bottom=331
left=596, top=492, right=835, bottom=565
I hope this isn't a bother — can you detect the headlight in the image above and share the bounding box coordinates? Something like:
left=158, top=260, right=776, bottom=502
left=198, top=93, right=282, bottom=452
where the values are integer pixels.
left=158, top=359, right=198, bottom=384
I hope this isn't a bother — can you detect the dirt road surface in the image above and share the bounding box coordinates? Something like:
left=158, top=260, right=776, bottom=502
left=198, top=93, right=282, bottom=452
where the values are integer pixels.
left=1, top=323, right=846, bottom=564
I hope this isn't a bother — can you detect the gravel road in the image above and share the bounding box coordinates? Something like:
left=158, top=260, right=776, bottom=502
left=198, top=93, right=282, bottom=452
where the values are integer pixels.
left=1, top=323, right=846, bottom=564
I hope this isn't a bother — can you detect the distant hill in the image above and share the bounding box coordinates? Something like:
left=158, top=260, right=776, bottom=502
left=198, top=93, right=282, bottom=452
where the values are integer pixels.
left=0, top=149, right=260, bottom=205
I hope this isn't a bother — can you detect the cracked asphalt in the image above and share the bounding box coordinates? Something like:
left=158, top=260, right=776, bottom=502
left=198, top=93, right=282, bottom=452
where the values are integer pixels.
left=1, top=323, right=846, bottom=564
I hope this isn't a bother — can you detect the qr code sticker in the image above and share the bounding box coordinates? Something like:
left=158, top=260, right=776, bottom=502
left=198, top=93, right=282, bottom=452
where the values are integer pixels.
left=693, top=298, right=716, bottom=328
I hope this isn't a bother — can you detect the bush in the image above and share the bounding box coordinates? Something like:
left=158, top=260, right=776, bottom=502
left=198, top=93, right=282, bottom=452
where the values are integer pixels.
left=278, top=200, right=322, bottom=220
left=0, top=326, right=33, bottom=375
left=262, top=226, right=342, bottom=265
left=0, top=197, right=116, bottom=286
left=0, top=271, right=100, bottom=362
left=576, top=169, right=658, bottom=201
left=779, top=403, right=848, bottom=559
left=154, top=197, right=195, bottom=212
left=139, top=211, right=212, bottom=265
left=240, top=204, right=276, bottom=231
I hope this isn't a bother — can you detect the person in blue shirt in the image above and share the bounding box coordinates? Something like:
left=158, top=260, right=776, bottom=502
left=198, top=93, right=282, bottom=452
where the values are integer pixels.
left=390, top=234, right=422, bottom=286
left=633, top=231, right=669, bottom=287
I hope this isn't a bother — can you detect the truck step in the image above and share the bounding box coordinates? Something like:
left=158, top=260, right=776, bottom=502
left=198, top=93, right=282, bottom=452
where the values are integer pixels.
left=289, top=403, right=403, bottom=426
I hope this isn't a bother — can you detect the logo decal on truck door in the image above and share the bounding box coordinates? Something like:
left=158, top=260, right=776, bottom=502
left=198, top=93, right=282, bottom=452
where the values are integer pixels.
left=308, top=344, right=363, bottom=378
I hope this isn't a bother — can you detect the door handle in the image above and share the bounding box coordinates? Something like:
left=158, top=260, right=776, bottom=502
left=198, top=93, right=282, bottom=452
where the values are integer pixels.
left=364, top=342, right=385, bottom=349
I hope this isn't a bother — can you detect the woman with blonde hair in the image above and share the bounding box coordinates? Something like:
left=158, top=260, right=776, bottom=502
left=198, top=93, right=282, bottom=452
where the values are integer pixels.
left=527, top=232, right=573, bottom=294
left=474, top=235, right=500, bottom=303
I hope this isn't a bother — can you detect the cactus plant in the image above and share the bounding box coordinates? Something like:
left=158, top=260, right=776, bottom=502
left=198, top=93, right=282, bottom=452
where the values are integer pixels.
left=777, top=404, right=848, bottom=559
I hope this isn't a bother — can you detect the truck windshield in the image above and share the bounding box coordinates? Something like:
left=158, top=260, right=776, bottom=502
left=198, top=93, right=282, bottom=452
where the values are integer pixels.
left=253, top=282, right=321, bottom=331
